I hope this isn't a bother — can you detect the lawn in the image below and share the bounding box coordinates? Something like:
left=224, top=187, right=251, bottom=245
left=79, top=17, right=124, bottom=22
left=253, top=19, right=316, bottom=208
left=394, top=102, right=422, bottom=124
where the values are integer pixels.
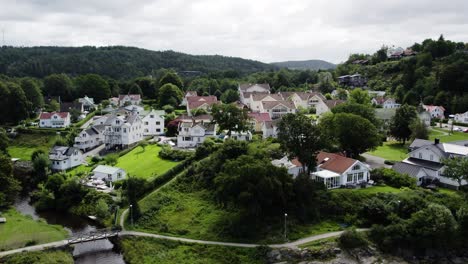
left=366, top=141, right=408, bottom=161
left=0, top=250, right=73, bottom=264
left=429, top=127, right=468, bottom=142
left=7, top=133, right=56, bottom=160
left=116, top=144, right=180, bottom=179
left=120, top=237, right=265, bottom=264
left=0, top=209, right=68, bottom=251
left=332, top=186, right=403, bottom=195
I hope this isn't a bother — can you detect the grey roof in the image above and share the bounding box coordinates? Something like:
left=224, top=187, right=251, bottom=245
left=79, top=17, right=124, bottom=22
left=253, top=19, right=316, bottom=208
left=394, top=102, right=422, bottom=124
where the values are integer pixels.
left=50, top=146, right=80, bottom=158
left=93, top=165, right=124, bottom=174
left=60, top=102, right=83, bottom=112
left=409, top=139, right=433, bottom=149
left=451, top=140, right=468, bottom=147
left=85, top=125, right=105, bottom=136
left=393, top=162, right=424, bottom=177
left=403, top=157, right=444, bottom=171
left=126, top=113, right=140, bottom=125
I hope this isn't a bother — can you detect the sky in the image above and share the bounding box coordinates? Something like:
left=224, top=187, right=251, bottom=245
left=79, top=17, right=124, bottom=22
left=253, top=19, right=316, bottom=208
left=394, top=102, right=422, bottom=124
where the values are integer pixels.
left=1, top=0, right=468, bottom=64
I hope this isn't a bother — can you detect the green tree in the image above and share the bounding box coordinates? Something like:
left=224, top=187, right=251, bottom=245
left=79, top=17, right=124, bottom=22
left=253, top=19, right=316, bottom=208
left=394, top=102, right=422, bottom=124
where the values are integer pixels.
left=158, top=71, right=183, bottom=89
left=409, top=119, right=429, bottom=140
left=134, top=77, right=157, bottom=99
left=442, top=157, right=468, bottom=188
left=43, top=74, right=73, bottom=100
left=348, top=88, right=371, bottom=105
left=389, top=104, right=418, bottom=144
left=32, top=153, right=51, bottom=184
left=128, top=83, right=143, bottom=96
left=95, top=198, right=110, bottom=219
left=75, top=74, right=111, bottom=103
left=0, top=154, right=21, bottom=207
left=7, top=82, right=30, bottom=123
left=212, top=104, right=250, bottom=136
left=331, top=102, right=379, bottom=124
left=0, top=128, right=9, bottom=154
left=220, top=89, right=239, bottom=103
left=104, top=154, right=118, bottom=166
left=278, top=113, right=325, bottom=174
left=20, top=78, right=44, bottom=111
left=158, top=84, right=183, bottom=107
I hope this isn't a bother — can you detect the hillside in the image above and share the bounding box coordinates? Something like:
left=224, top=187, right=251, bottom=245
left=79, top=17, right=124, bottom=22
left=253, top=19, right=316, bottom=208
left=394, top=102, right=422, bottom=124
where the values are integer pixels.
left=272, top=59, right=336, bottom=70
left=0, top=46, right=276, bottom=79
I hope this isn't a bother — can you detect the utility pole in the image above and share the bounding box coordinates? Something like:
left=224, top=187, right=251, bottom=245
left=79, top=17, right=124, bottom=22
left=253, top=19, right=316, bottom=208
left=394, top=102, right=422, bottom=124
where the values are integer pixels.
left=130, top=204, right=134, bottom=226
left=284, top=213, right=288, bottom=242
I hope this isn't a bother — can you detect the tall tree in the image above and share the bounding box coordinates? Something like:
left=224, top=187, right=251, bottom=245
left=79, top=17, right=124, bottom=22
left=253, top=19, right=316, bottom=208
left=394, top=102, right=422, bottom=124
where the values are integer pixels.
left=0, top=154, right=21, bottom=208
left=7, top=82, right=29, bottom=123
left=134, top=77, right=157, bottom=99
left=348, top=88, right=371, bottom=105
left=331, top=102, right=379, bottom=124
left=75, top=74, right=111, bottom=103
left=43, top=73, right=73, bottom=101
left=128, top=83, right=143, bottom=96
left=442, top=157, right=468, bottom=188
left=220, top=89, right=240, bottom=103
left=278, top=113, right=325, bottom=174
left=390, top=104, right=418, bottom=144
left=212, top=104, right=250, bottom=136
left=158, top=71, right=184, bottom=89
left=158, top=83, right=183, bottom=107
left=20, top=78, right=44, bottom=111
left=410, top=119, right=429, bottom=140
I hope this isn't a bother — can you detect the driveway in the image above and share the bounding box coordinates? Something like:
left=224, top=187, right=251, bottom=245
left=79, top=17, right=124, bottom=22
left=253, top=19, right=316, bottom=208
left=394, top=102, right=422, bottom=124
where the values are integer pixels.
left=361, top=153, right=391, bottom=169
left=83, top=144, right=105, bottom=158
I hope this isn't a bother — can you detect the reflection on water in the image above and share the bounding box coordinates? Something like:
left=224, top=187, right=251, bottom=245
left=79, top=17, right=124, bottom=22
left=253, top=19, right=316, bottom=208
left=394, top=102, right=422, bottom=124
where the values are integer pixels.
left=14, top=195, right=125, bottom=264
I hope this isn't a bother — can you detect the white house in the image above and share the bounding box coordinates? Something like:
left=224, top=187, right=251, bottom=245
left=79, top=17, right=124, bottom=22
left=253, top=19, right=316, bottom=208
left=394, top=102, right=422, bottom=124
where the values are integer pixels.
left=225, top=130, right=252, bottom=141
left=74, top=125, right=105, bottom=151
left=419, top=111, right=432, bottom=126
left=103, top=110, right=144, bottom=149
left=262, top=120, right=279, bottom=139
left=177, top=121, right=216, bottom=148
left=238, top=83, right=271, bottom=107
left=118, top=94, right=142, bottom=106
left=92, top=165, right=126, bottom=182
left=142, top=109, right=165, bottom=136
left=382, top=98, right=401, bottom=109
left=271, top=157, right=303, bottom=177
left=249, top=93, right=284, bottom=112
left=312, top=152, right=371, bottom=189
left=49, top=146, right=84, bottom=171
left=454, top=111, right=468, bottom=124
left=78, top=96, right=96, bottom=111
left=280, top=92, right=329, bottom=114
left=39, top=112, right=71, bottom=128
left=260, top=101, right=297, bottom=119
left=393, top=138, right=468, bottom=189
left=422, top=105, right=445, bottom=118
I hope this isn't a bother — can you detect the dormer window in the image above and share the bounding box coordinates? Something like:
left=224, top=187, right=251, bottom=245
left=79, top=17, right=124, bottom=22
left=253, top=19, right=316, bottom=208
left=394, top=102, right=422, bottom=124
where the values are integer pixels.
left=353, top=165, right=360, bottom=170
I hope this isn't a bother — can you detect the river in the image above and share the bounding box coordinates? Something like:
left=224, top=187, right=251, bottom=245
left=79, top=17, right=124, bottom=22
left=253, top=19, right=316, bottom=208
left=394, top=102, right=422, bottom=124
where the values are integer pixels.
left=14, top=196, right=125, bottom=264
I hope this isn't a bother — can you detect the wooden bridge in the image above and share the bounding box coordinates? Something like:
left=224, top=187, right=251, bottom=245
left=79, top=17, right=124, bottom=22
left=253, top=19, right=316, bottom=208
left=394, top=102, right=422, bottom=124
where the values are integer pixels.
left=67, top=228, right=120, bottom=244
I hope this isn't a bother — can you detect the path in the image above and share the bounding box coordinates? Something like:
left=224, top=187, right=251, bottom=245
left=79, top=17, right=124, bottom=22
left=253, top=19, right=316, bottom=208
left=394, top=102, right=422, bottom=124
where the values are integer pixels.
left=83, top=144, right=105, bottom=158
left=361, top=153, right=390, bottom=169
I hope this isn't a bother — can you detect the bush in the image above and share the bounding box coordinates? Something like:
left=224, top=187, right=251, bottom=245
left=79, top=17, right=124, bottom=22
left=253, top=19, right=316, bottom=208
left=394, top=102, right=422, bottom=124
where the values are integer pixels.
left=162, top=104, right=175, bottom=114
left=338, top=229, right=368, bottom=249
left=371, top=168, right=416, bottom=188
left=158, top=146, right=193, bottom=161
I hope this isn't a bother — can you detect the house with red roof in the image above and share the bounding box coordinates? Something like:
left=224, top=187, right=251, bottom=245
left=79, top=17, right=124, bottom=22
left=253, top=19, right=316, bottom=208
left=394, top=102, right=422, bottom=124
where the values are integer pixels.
left=422, top=105, right=445, bottom=118
left=39, top=112, right=71, bottom=128
left=248, top=112, right=272, bottom=133
left=186, top=96, right=220, bottom=116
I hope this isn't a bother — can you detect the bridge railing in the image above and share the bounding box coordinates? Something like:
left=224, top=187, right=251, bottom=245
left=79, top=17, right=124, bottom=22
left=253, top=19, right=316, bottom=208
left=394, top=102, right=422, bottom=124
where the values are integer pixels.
left=67, top=228, right=120, bottom=244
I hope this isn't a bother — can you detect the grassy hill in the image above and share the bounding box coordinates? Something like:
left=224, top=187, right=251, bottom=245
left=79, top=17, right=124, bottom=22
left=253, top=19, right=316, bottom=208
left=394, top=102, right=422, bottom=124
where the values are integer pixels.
left=271, top=59, right=336, bottom=70
left=0, top=46, right=276, bottom=79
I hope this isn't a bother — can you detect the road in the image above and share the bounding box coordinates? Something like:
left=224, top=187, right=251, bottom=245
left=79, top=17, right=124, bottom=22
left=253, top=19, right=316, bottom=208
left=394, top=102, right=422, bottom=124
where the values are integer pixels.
left=82, top=144, right=105, bottom=159
left=361, top=153, right=391, bottom=169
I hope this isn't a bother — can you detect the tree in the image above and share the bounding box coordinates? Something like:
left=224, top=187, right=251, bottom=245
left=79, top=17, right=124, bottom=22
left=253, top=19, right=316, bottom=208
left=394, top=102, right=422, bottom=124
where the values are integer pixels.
left=74, top=74, right=111, bottom=103
left=134, top=77, right=157, bottom=99
left=331, top=102, right=379, bottom=125
left=0, top=128, right=9, bottom=154
left=20, top=78, right=44, bottom=111
left=211, top=104, right=250, bottom=136
left=0, top=154, right=21, bottom=207
left=158, top=84, right=183, bottom=107
left=95, top=198, right=110, bottom=219
left=43, top=74, right=73, bottom=100
left=32, top=153, right=51, bottom=184
left=158, top=71, right=183, bottom=89
left=389, top=104, right=418, bottom=144
left=104, top=154, right=118, bottom=166
left=442, top=157, right=468, bottom=188
left=278, top=113, right=325, bottom=174
left=128, top=83, right=143, bottom=96
left=336, top=88, right=348, bottom=100
left=321, top=113, right=381, bottom=158
left=409, top=119, right=429, bottom=140
left=7, top=82, right=29, bottom=124
left=348, top=88, right=371, bottom=105
left=220, top=89, right=239, bottom=103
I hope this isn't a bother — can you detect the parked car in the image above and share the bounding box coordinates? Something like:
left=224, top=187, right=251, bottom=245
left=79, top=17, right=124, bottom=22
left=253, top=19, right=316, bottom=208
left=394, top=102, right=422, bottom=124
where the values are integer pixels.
left=464, top=128, right=468, bottom=133
left=454, top=127, right=462, bottom=132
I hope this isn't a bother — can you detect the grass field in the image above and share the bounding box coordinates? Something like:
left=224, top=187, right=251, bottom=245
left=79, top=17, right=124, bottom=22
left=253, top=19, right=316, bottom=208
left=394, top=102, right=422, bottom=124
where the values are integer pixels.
left=429, top=127, right=468, bottom=142
left=7, top=133, right=56, bottom=160
left=366, top=141, right=408, bottom=161
left=0, top=250, right=73, bottom=264
left=331, top=186, right=403, bottom=195
left=121, top=237, right=265, bottom=264
left=116, top=144, right=180, bottom=179
left=0, top=209, right=68, bottom=251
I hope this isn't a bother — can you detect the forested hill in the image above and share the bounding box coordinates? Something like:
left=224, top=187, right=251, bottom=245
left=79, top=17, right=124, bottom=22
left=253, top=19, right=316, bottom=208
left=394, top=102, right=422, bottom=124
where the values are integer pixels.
left=271, top=59, right=336, bottom=70
left=0, top=46, right=276, bottom=79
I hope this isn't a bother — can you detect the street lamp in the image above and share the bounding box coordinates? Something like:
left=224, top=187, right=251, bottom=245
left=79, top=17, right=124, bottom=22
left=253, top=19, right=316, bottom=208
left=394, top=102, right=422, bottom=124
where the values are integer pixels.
left=284, top=213, right=288, bottom=242
left=130, top=204, right=134, bottom=226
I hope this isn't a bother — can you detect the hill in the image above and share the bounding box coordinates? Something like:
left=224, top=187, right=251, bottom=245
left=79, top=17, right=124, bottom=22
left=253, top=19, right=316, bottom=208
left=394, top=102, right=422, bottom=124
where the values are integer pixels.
left=271, top=59, right=336, bottom=70
left=0, top=46, right=276, bottom=79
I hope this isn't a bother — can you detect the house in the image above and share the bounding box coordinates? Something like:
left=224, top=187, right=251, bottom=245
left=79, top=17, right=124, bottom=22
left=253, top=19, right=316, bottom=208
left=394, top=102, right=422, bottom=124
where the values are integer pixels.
left=393, top=138, right=468, bottom=188
left=271, top=157, right=303, bottom=177
left=419, top=111, right=432, bottom=126
left=103, top=110, right=144, bottom=149
left=74, top=125, right=106, bottom=151
left=280, top=92, right=329, bottom=114
left=142, top=109, right=165, bottom=136
left=249, top=93, right=284, bottom=112
left=225, top=130, right=252, bottom=141
left=262, top=120, right=280, bottom=139
left=238, top=83, right=271, bottom=107
left=118, top=94, right=141, bottom=106
left=338, top=73, right=367, bottom=87
left=383, top=98, right=400, bottom=109
left=454, top=111, right=468, bottom=124
left=368, top=90, right=386, bottom=97
left=177, top=120, right=216, bottom=148
left=110, top=97, right=119, bottom=106
left=375, top=108, right=397, bottom=131
left=92, top=114, right=111, bottom=126
left=177, top=114, right=213, bottom=124
left=78, top=96, right=96, bottom=111
left=422, top=105, right=445, bottom=118
left=261, top=101, right=297, bottom=120
left=248, top=112, right=272, bottom=133
left=92, top=165, right=126, bottom=182
left=181, top=91, right=198, bottom=106
left=60, top=102, right=84, bottom=114
left=49, top=146, right=83, bottom=171
left=312, top=152, right=371, bottom=189
left=39, top=112, right=71, bottom=128
left=186, top=96, right=220, bottom=116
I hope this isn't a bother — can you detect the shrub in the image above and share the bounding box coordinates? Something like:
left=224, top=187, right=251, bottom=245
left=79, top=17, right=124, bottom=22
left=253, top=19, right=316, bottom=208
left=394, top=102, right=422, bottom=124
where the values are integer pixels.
left=162, top=104, right=175, bottom=114
left=371, top=168, right=416, bottom=188
left=158, top=146, right=192, bottom=161
left=338, top=229, right=368, bottom=249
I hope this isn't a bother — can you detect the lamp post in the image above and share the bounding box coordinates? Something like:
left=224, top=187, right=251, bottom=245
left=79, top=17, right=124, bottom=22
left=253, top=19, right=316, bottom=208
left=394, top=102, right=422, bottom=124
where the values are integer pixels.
left=284, top=213, right=288, bottom=242
left=130, top=204, right=134, bottom=226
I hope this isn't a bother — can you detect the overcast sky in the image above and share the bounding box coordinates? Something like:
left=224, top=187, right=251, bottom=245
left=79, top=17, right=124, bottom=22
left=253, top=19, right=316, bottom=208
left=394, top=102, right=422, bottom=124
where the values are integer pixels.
left=1, top=0, right=467, bottom=63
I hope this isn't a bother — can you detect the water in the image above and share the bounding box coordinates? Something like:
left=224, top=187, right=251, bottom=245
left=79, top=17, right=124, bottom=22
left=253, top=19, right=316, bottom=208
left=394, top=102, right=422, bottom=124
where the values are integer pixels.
left=14, top=195, right=125, bottom=264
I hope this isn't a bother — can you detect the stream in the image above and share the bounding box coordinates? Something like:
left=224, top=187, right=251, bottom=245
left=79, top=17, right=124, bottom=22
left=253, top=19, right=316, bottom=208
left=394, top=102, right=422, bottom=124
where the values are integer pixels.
left=14, top=196, right=125, bottom=264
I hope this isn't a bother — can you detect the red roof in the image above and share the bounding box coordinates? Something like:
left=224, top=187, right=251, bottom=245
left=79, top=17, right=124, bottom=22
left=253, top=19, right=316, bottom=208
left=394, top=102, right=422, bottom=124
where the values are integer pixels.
left=316, top=151, right=358, bottom=174
left=423, top=105, right=445, bottom=112
left=118, top=94, right=141, bottom=101
left=187, top=96, right=219, bottom=110
left=248, top=112, right=272, bottom=122
left=39, top=112, right=69, bottom=119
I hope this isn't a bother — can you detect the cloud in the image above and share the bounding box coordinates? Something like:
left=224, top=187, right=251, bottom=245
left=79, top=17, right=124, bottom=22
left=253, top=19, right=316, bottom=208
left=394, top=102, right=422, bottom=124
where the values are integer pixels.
left=1, top=0, right=467, bottom=63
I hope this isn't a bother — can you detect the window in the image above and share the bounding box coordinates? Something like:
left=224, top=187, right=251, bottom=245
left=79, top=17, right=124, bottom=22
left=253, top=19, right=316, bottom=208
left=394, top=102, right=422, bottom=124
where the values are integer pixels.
left=144, top=129, right=148, bottom=132
left=358, top=172, right=364, bottom=181
left=418, top=153, right=422, bottom=159
left=117, top=173, right=121, bottom=179
left=352, top=165, right=360, bottom=170
left=144, top=122, right=148, bottom=125
left=156, top=129, right=161, bottom=132
left=156, top=121, right=161, bottom=125
left=430, top=154, right=434, bottom=161
left=347, top=174, right=353, bottom=182
left=150, top=115, right=154, bottom=118
left=183, top=137, right=191, bottom=141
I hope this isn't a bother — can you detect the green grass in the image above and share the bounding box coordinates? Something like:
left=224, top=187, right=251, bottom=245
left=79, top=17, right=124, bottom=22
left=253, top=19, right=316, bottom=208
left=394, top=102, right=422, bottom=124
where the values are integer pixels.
left=116, top=144, right=180, bottom=179
left=287, top=221, right=342, bottom=242
left=120, top=236, right=266, bottom=264
left=332, top=186, right=403, bottom=195
left=429, top=127, right=468, bottom=142
left=0, top=209, right=68, bottom=251
left=7, top=133, right=56, bottom=160
left=366, top=141, right=408, bottom=161
left=0, top=249, right=73, bottom=264
left=298, top=237, right=337, bottom=249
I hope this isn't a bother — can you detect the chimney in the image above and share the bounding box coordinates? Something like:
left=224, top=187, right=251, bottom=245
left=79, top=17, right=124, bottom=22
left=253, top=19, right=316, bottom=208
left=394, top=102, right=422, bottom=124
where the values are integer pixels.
left=434, top=138, right=440, bottom=145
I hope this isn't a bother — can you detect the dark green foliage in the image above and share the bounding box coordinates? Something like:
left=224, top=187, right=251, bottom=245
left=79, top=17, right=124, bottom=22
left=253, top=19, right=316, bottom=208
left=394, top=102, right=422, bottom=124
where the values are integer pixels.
left=0, top=81, right=30, bottom=124
left=158, top=83, right=183, bottom=107
left=0, top=154, right=21, bottom=208
left=409, top=119, right=429, bottom=140
left=20, top=78, right=44, bottom=111
left=128, top=83, right=143, bottom=95
left=371, top=168, right=416, bottom=188
left=338, top=229, right=368, bottom=249
left=159, top=145, right=193, bottom=161
left=43, top=73, right=73, bottom=100
left=0, top=128, right=9, bottom=154
left=74, top=74, right=110, bottom=102
left=390, top=104, right=418, bottom=144
left=220, top=89, right=240, bottom=103
left=0, top=250, right=74, bottom=264
left=331, top=102, right=379, bottom=125
left=212, top=103, right=250, bottom=135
